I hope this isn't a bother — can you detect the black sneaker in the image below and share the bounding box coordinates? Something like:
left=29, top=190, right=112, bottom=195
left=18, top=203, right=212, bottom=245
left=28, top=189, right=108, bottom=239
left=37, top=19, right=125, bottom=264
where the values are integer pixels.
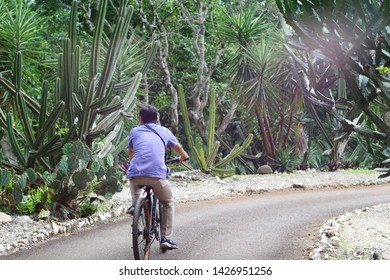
left=160, top=237, right=178, bottom=250
left=126, top=205, right=134, bottom=215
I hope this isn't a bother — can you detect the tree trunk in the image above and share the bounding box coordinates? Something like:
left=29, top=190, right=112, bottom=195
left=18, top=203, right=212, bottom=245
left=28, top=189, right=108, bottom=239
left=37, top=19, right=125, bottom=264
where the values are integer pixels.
left=156, top=35, right=179, bottom=133
left=255, top=108, right=275, bottom=162
left=135, top=0, right=179, bottom=133
left=179, top=0, right=225, bottom=142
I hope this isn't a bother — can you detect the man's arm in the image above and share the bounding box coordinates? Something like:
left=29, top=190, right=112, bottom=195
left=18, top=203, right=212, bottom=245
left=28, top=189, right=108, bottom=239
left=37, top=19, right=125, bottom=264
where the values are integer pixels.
left=172, top=143, right=189, bottom=162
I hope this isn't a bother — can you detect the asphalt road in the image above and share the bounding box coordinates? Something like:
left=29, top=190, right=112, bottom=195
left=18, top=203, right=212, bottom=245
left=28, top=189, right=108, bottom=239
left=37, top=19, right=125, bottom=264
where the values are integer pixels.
left=2, top=184, right=390, bottom=260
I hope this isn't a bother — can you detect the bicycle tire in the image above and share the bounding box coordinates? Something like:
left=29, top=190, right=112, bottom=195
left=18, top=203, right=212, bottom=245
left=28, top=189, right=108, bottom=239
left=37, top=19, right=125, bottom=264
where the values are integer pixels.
left=132, top=197, right=151, bottom=260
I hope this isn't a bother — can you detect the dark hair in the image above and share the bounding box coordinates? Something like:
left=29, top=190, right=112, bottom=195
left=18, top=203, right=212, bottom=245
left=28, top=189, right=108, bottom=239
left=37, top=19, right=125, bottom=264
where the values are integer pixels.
left=139, top=104, right=158, bottom=123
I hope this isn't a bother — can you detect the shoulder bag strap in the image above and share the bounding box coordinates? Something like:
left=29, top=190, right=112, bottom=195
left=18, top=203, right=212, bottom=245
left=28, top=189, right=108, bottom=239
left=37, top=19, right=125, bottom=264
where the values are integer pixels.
left=144, top=124, right=167, bottom=161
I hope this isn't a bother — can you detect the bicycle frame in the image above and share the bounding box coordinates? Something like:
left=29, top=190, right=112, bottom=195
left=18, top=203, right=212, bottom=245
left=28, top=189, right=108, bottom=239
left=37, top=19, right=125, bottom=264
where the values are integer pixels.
left=141, top=186, right=160, bottom=241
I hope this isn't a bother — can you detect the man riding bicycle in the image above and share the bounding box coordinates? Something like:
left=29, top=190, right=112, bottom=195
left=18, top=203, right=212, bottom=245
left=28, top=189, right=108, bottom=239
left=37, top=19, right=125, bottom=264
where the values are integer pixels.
left=126, top=104, right=189, bottom=250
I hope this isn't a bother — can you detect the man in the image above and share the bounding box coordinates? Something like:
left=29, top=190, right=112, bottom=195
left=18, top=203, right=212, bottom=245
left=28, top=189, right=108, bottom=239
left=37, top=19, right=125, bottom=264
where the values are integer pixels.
left=126, top=104, right=189, bottom=250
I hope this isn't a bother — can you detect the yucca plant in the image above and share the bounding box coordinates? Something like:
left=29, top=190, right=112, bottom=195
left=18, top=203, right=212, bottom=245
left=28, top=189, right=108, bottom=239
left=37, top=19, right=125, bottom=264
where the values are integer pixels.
left=218, top=7, right=304, bottom=170
left=0, top=0, right=52, bottom=94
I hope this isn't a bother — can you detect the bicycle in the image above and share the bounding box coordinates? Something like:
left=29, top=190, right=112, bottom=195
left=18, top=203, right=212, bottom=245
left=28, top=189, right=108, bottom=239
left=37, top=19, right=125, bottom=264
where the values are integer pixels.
left=131, top=157, right=184, bottom=260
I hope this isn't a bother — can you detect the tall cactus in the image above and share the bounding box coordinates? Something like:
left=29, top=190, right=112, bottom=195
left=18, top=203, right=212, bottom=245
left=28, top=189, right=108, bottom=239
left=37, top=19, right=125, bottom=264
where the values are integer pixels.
left=58, top=0, right=152, bottom=147
left=6, top=52, right=66, bottom=170
left=0, top=0, right=156, bottom=173
left=178, top=84, right=253, bottom=177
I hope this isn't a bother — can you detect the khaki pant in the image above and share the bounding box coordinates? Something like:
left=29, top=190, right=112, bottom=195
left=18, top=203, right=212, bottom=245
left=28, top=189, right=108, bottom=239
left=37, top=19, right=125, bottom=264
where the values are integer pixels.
left=130, top=177, right=174, bottom=239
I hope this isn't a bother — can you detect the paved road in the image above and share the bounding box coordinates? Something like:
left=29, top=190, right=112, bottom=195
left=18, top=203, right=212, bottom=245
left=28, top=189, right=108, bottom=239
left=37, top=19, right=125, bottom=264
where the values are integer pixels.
left=2, top=184, right=390, bottom=260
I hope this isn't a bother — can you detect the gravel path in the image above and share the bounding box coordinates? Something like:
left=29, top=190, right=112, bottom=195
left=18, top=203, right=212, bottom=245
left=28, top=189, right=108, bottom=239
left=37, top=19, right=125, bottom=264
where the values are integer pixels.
left=1, top=169, right=390, bottom=259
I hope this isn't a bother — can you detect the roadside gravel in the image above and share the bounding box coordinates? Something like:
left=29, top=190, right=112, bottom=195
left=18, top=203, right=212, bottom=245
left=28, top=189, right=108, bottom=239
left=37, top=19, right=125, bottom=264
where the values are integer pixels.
left=310, top=202, right=390, bottom=260
left=1, top=169, right=390, bottom=259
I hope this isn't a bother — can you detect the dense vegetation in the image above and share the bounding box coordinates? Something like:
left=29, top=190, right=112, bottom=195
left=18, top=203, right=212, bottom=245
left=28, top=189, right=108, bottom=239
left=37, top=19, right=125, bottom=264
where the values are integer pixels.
left=1, top=0, right=390, bottom=219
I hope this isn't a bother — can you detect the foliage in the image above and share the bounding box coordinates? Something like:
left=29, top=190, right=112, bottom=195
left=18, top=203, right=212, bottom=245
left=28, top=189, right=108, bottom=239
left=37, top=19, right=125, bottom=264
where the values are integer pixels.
left=0, top=0, right=155, bottom=174
left=0, top=0, right=53, bottom=94
left=16, top=184, right=52, bottom=215
left=274, top=146, right=301, bottom=173
left=178, top=84, right=253, bottom=177
left=46, top=141, right=124, bottom=219
left=217, top=6, right=306, bottom=171
left=0, top=167, right=36, bottom=213
left=277, top=0, right=390, bottom=173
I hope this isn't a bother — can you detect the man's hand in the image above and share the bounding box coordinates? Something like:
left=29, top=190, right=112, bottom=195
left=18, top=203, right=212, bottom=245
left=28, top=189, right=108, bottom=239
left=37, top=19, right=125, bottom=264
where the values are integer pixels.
left=173, top=143, right=189, bottom=163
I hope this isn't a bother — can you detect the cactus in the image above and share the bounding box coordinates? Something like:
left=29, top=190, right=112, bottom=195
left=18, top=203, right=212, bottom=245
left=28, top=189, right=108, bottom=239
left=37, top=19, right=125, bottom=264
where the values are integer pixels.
left=0, top=0, right=156, bottom=173
left=178, top=84, right=253, bottom=177
left=49, top=141, right=124, bottom=216
left=56, top=0, right=154, bottom=153
left=0, top=168, right=12, bottom=188
left=0, top=167, right=36, bottom=213
left=2, top=51, right=67, bottom=171
left=213, top=134, right=254, bottom=169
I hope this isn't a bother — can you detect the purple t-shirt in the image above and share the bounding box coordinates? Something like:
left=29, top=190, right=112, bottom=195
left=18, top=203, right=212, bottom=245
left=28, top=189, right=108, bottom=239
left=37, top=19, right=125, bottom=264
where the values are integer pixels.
left=126, top=123, right=178, bottom=179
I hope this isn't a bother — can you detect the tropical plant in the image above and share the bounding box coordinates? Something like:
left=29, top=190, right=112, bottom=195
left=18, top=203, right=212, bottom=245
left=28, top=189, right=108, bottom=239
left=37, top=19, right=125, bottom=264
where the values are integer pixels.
left=218, top=7, right=305, bottom=172
left=0, top=0, right=53, bottom=96
left=45, top=141, right=123, bottom=219
left=277, top=0, right=390, bottom=174
left=0, top=167, right=36, bottom=213
left=0, top=0, right=158, bottom=216
left=274, top=146, right=301, bottom=173
left=178, top=84, right=253, bottom=177
left=16, top=184, right=52, bottom=215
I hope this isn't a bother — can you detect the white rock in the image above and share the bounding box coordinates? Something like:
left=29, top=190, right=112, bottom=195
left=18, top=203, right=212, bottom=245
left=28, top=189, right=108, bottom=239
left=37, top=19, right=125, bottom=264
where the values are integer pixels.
left=18, top=239, right=29, bottom=246
left=15, top=216, right=33, bottom=224
left=0, top=245, right=6, bottom=254
left=51, top=222, right=60, bottom=235
left=0, top=212, right=12, bottom=223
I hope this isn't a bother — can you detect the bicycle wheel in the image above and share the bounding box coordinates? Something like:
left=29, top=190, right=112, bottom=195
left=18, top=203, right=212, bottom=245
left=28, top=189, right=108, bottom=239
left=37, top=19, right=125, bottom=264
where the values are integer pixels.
left=132, top=197, right=151, bottom=260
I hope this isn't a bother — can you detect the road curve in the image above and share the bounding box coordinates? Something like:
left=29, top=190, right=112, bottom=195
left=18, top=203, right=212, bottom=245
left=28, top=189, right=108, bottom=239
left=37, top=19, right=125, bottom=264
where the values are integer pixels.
left=2, top=184, right=390, bottom=260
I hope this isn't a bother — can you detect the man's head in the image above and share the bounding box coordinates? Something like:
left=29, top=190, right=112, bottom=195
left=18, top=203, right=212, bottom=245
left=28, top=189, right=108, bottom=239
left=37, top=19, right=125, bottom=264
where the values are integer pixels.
left=139, top=104, right=158, bottom=124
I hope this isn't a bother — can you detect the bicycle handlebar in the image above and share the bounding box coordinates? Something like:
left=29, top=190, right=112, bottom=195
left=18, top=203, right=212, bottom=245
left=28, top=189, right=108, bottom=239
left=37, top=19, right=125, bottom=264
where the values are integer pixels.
left=165, top=157, right=189, bottom=164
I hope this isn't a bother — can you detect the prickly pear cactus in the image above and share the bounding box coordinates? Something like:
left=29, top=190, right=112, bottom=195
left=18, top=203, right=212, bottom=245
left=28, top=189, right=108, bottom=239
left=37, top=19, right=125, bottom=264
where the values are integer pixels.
left=50, top=141, right=124, bottom=216
left=0, top=167, right=36, bottom=212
